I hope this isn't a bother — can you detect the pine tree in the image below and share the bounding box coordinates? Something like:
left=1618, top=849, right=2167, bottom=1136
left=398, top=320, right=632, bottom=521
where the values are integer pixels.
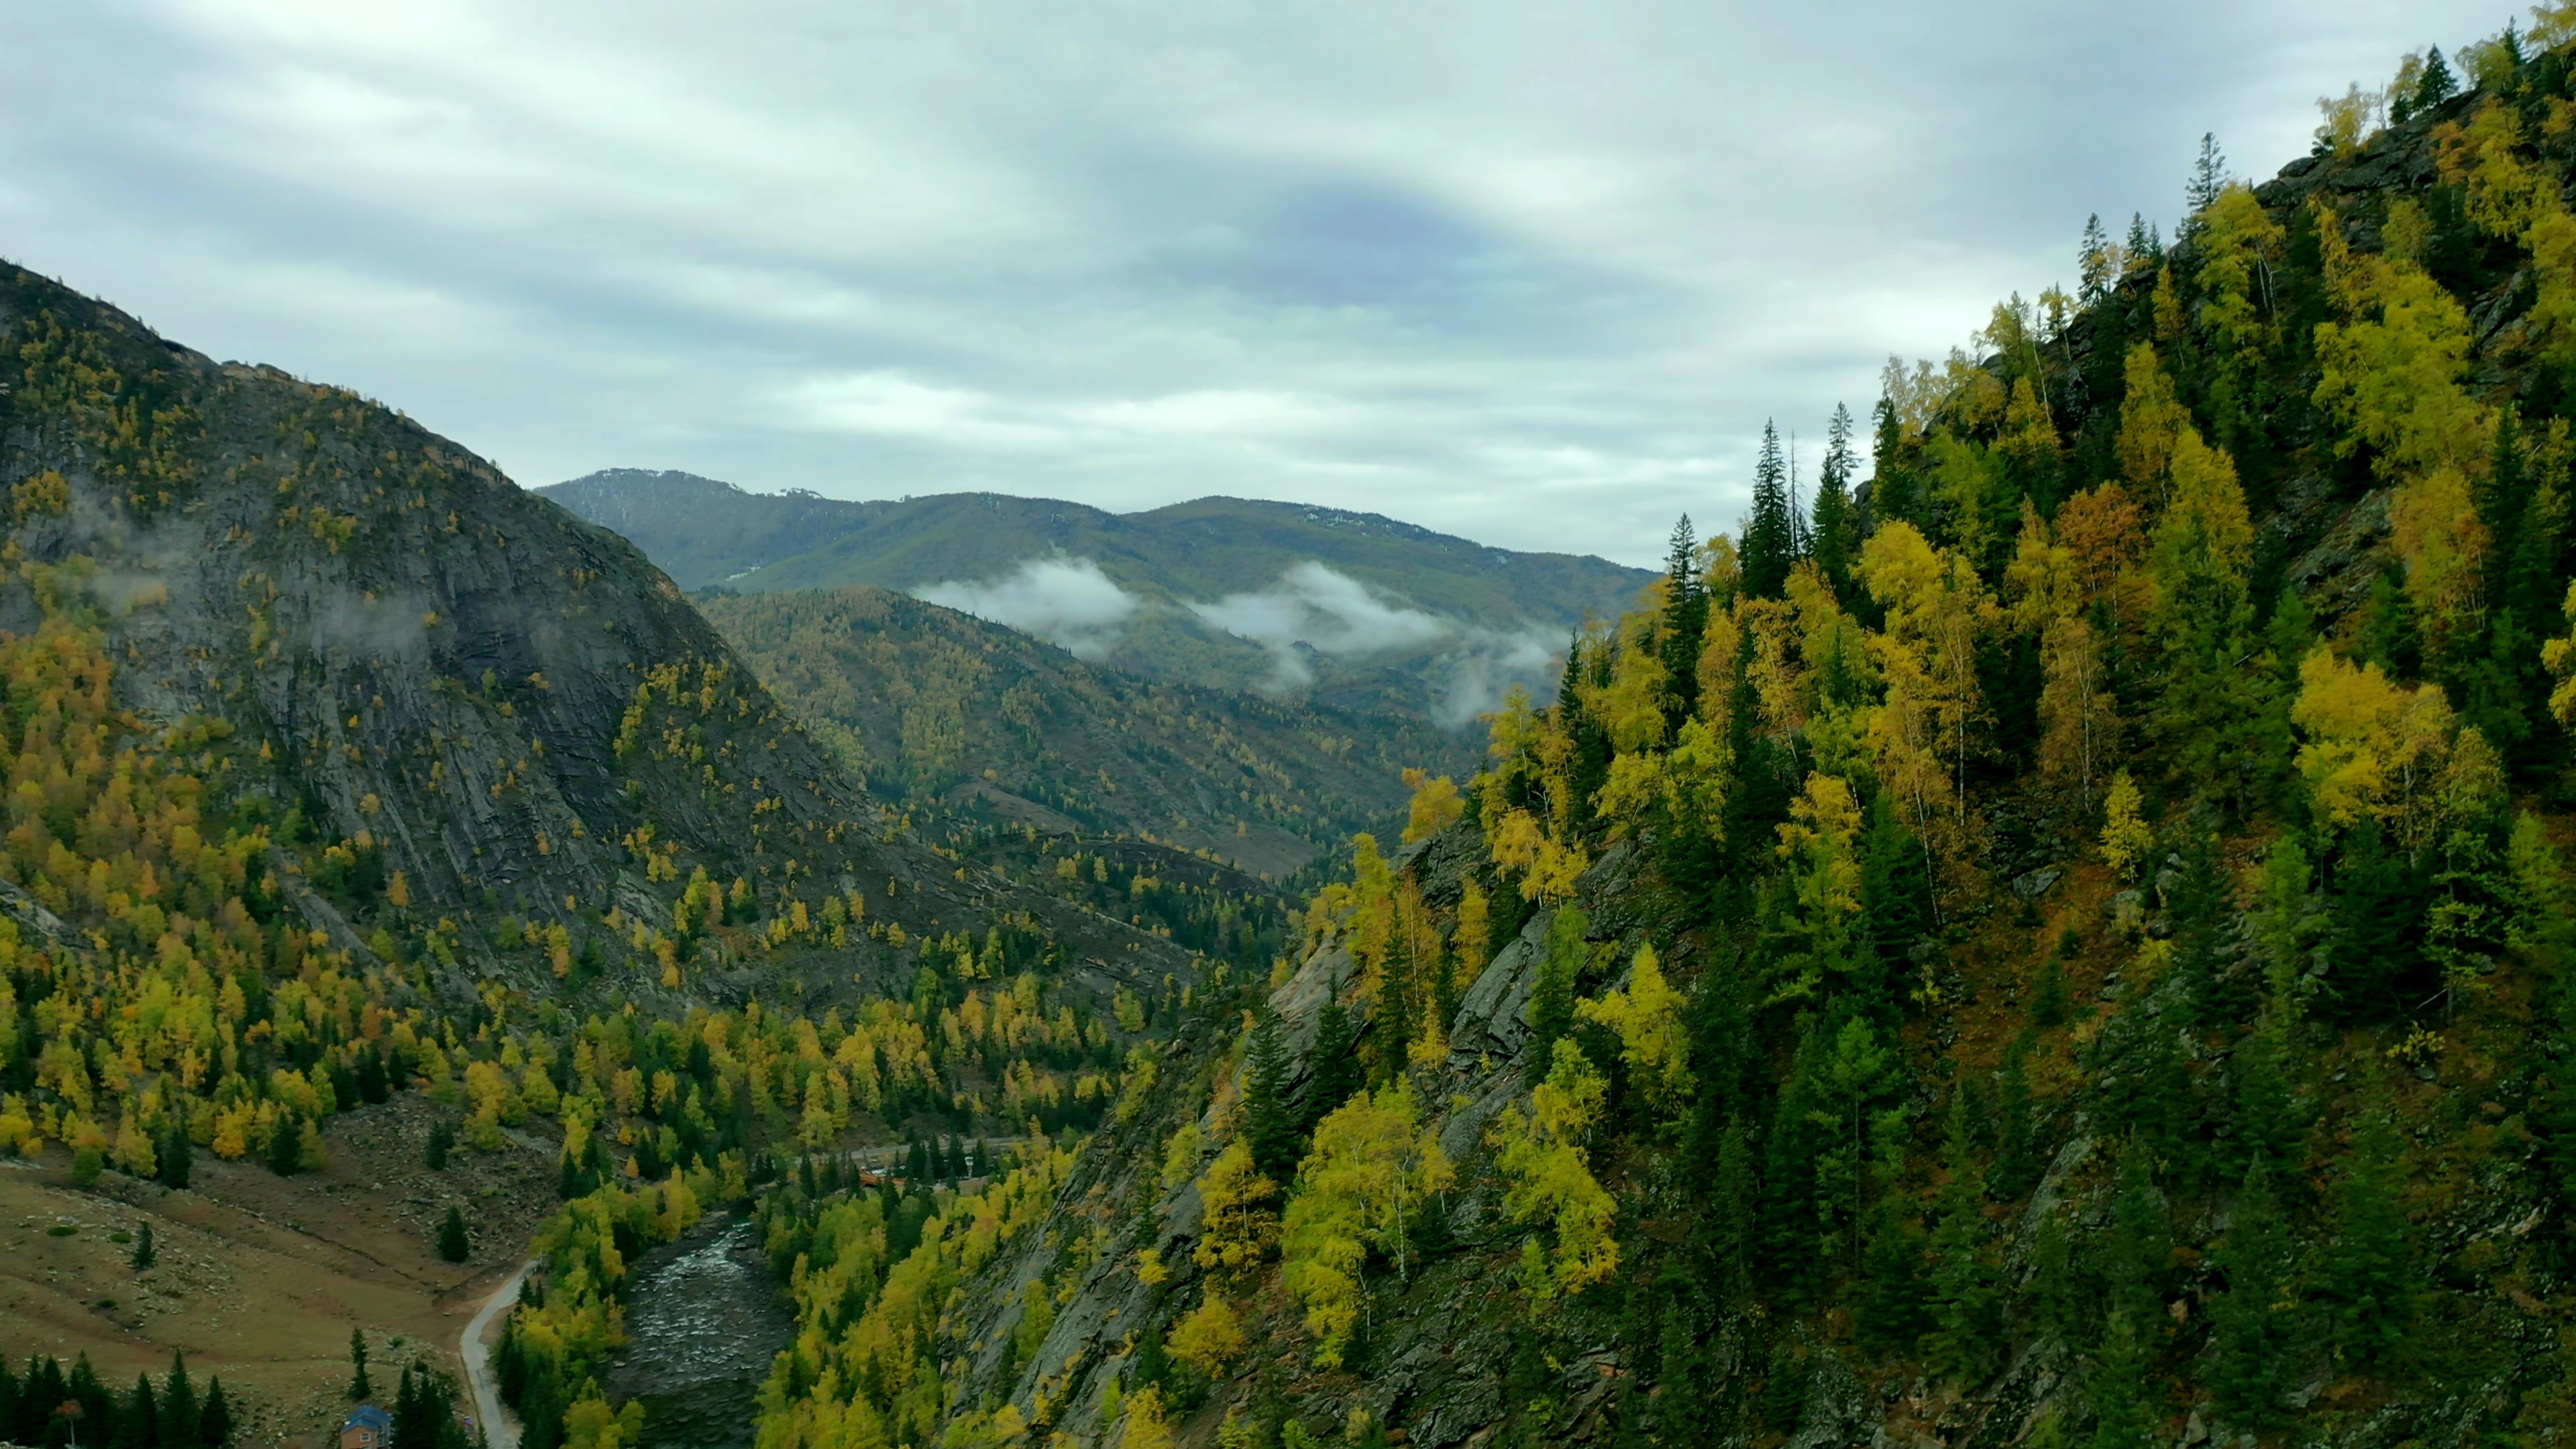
left=2085, top=1310, right=2154, bottom=1449
left=1811, top=405, right=1860, bottom=600
left=348, top=1330, right=371, bottom=1401
left=423, top=1120, right=453, bottom=1172
left=2208, top=1161, right=2300, bottom=1434
left=129, top=1223, right=154, bottom=1272
left=1244, top=1014, right=1301, bottom=1183
left=1741, top=421, right=1796, bottom=600
left=437, top=1206, right=470, bottom=1264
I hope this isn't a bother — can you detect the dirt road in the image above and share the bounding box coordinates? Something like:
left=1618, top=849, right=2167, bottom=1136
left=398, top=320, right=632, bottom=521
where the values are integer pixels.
left=460, top=1262, right=535, bottom=1449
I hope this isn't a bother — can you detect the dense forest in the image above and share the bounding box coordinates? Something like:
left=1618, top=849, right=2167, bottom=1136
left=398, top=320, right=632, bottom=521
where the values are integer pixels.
left=701, top=19, right=2576, bottom=1449
left=13, top=13, right=2576, bottom=1449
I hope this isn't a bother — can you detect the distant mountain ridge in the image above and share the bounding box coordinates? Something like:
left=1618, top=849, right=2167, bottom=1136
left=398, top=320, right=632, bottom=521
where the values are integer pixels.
left=537, top=468, right=1654, bottom=723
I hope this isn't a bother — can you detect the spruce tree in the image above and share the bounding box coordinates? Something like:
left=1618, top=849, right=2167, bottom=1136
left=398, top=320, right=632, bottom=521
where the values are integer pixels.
left=2208, top=1161, right=2299, bottom=1434
left=348, top=1330, right=370, bottom=1401
left=1741, top=421, right=1795, bottom=600
left=1242, top=1014, right=1301, bottom=1182
left=1811, top=404, right=1860, bottom=601
left=129, top=1223, right=154, bottom=1273
left=2086, top=1310, right=2154, bottom=1449
left=2185, top=132, right=2228, bottom=218
left=2416, top=46, right=2459, bottom=113
left=436, top=1206, right=470, bottom=1264
left=1658, top=515, right=1707, bottom=724
left=1304, top=1000, right=1363, bottom=1129
left=1525, top=908, right=1586, bottom=1083
left=113, top=1373, right=155, bottom=1449
left=197, top=1381, right=229, bottom=1449
left=2078, top=213, right=2112, bottom=304
left=1925, top=1100, right=2000, bottom=1383
left=156, top=1121, right=191, bottom=1191
left=423, top=1120, right=453, bottom=1172
left=156, top=1355, right=195, bottom=1449
left=2321, top=1105, right=2412, bottom=1367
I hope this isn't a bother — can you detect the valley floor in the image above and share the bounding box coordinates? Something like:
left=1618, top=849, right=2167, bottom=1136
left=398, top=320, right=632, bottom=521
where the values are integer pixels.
left=0, top=1097, right=558, bottom=1449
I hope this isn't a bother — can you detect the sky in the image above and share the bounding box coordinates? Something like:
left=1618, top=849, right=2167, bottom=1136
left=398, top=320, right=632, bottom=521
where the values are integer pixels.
left=0, top=0, right=2515, bottom=568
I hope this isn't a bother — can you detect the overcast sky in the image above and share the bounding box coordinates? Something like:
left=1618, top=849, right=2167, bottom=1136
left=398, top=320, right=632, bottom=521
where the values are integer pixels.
left=2, top=1, right=2512, bottom=567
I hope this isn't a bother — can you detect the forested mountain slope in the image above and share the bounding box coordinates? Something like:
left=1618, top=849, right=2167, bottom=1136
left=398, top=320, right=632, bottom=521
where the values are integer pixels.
left=0, top=254, right=1255, bottom=1437
left=699, top=585, right=1468, bottom=878
left=725, top=30, right=2576, bottom=1449
left=540, top=470, right=1650, bottom=723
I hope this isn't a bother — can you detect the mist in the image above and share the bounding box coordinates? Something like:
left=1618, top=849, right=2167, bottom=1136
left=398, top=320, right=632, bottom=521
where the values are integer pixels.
left=1191, top=561, right=1453, bottom=688
left=916, top=556, right=1140, bottom=660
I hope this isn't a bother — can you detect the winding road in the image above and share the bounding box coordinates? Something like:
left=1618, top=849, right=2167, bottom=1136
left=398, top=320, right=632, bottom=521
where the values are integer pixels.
left=461, top=1261, right=537, bottom=1449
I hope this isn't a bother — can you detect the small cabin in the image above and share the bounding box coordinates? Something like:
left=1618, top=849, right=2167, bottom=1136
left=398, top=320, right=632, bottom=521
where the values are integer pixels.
left=338, top=1405, right=392, bottom=1449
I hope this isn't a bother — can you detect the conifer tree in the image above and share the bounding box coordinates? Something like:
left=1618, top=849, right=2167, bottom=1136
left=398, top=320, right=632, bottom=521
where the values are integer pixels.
left=2079, top=213, right=2112, bottom=304
left=1304, top=1000, right=1363, bottom=1129
left=1244, top=1014, right=1301, bottom=1183
left=129, top=1223, right=155, bottom=1272
left=1925, top=1100, right=2000, bottom=1383
left=1658, top=515, right=1708, bottom=724
left=197, top=1381, right=229, bottom=1449
left=115, top=1373, right=155, bottom=1449
left=437, top=1206, right=470, bottom=1264
left=349, top=1330, right=371, bottom=1401
left=2415, top=46, right=2458, bottom=113
left=1741, top=421, right=1796, bottom=600
left=1810, top=404, right=1860, bottom=598
left=2321, top=1105, right=2412, bottom=1366
left=1525, top=908, right=1586, bottom=1083
left=2186, top=132, right=2229, bottom=218
left=2208, top=1161, right=2300, bottom=1434
left=156, top=1122, right=191, bottom=1191
left=156, top=1355, right=195, bottom=1449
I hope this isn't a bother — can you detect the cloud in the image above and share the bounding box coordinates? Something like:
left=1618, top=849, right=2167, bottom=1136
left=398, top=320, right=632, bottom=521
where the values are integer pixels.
left=1192, top=561, right=1451, bottom=687
left=916, top=556, right=1140, bottom=660
left=0, top=1, right=2503, bottom=566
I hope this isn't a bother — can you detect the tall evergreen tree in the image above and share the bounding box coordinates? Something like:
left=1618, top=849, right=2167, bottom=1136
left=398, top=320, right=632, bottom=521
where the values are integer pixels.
left=155, top=1356, right=194, bottom=1449
left=2416, top=46, right=2459, bottom=113
left=1526, top=907, right=1587, bottom=1083
left=2321, top=1104, right=2412, bottom=1367
left=1741, top=421, right=1796, bottom=600
left=1658, top=515, right=1708, bottom=724
left=1925, top=1101, right=2001, bottom=1383
left=2079, top=213, right=2112, bottom=304
left=1243, top=1013, right=1301, bottom=1182
left=196, top=1381, right=229, bottom=1449
left=2208, top=1161, right=2300, bottom=1434
left=1304, top=1000, right=1363, bottom=1128
left=348, top=1330, right=370, bottom=1402
left=1811, top=404, right=1860, bottom=601
left=2185, top=132, right=2229, bottom=218
left=113, top=1373, right=155, bottom=1449
left=436, top=1205, right=470, bottom=1264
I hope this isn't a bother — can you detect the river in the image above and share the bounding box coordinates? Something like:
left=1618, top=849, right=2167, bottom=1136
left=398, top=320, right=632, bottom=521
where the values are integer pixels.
left=603, top=1215, right=794, bottom=1449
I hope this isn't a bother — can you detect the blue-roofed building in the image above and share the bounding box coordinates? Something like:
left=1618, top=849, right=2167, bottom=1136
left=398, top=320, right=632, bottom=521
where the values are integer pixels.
left=338, top=1404, right=392, bottom=1449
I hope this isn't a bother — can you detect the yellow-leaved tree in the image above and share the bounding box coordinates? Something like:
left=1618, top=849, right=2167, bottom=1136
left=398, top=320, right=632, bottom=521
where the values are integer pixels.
left=1489, top=1038, right=1619, bottom=1300
left=1576, top=942, right=1693, bottom=1120
left=1278, top=1079, right=1453, bottom=1368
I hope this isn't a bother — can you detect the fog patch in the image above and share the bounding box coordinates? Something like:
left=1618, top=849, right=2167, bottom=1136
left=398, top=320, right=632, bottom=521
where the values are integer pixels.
left=916, top=556, right=1139, bottom=660
left=305, top=589, right=433, bottom=661
left=1191, top=561, right=1451, bottom=689
left=1432, top=629, right=1559, bottom=729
